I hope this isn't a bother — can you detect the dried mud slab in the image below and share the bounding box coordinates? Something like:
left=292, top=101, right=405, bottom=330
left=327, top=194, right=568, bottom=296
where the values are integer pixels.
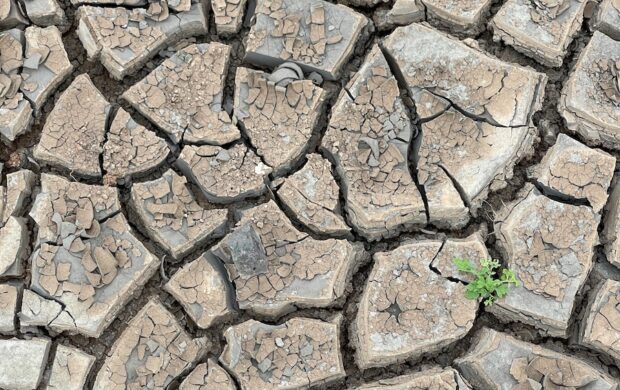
left=103, top=108, right=169, bottom=180
left=276, top=153, right=350, bottom=236
left=322, top=45, right=426, bottom=241
left=123, top=42, right=240, bottom=145
left=0, top=284, right=19, bottom=334
left=580, top=279, right=620, bottom=363
left=593, top=0, right=620, bottom=40
left=34, top=74, right=111, bottom=179
left=19, top=289, right=70, bottom=330
left=28, top=174, right=158, bottom=337
left=220, top=317, right=345, bottom=389
left=179, top=359, right=236, bottom=390
left=22, top=0, right=67, bottom=27
left=529, top=133, right=615, bottom=212
left=212, top=0, right=247, bottom=35
left=491, top=185, right=599, bottom=337
left=93, top=297, right=208, bottom=390
left=234, top=66, right=327, bottom=175
left=245, top=0, right=369, bottom=80
left=213, top=200, right=362, bottom=317
left=373, top=0, right=425, bottom=31
left=603, top=184, right=620, bottom=270
left=559, top=31, right=620, bottom=148
left=429, top=232, right=490, bottom=283
left=0, top=0, right=28, bottom=30
left=176, top=144, right=272, bottom=204
left=421, top=0, right=494, bottom=35
left=130, top=170, right=227, bottom=259
left=1, top=169, right=35, bottom=225
left=76, top=3, right=208, bottom=80
left=47, top=345, right=96, bottom=390
left=383, top=22, right=547, bottom=128
left=0, top=217, right=29, bottom=277
left=353, top=367, right=471, bottom=389
left=353, top=240, right=478, bottom=369
left=0, top=29, right=33, bottom=143
left=165, top=252, right=235, bottom=329
left=0, top=338, right=50, bottom=390
left=456, top=328, right=617, bottom=389
left=490, top=0, right=588, bottom=67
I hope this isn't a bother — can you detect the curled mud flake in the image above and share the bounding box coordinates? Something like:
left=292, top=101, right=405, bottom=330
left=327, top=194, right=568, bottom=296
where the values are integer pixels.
left=76, top=4, right=208, bottom=80
left=321, top=44, right=426, bottom=241
left=373, top=0, right=425, bottom=31
left=419, top=0, right=494, bottom=35
left=0, top=284, right=19, bottom=334
left=103, top=108, right=169, bottom=179
left=430, top=233, right=489, bottom=283
left=130, top=170, right=228, bottom=259
left=277, top=153, right=350, bottom=236
left=179, top=359, right=236, bottom=390
left=176, top=144, right=271, bottom=204
left=234, top=67, right=327, bottom=175
left=123, top=43, right=240, bottom=145
left=0, top=338, right=51, bottom=390
left=220, top=317, right=345, bottom=390
left=592, top=0, right=620, bottom=41
left=20, top=26, right=73, bottom=114
left=212, top=0, right=247, bottom=35
left=491, top=0, right=588, bottom=67
left=47, top=345, right=96, bottom=390
left=2, top=169, right=35, bottom=225
left=212, top=200, right=363, bottom=317
left=22, top=0, right=67, bottom=27
left=33, top=74, right=111, bottom=179
left=560, top=32, right=620, bottom=148
left=93, top=297, right=209, bottom=390
left=383, top=23, right=547, bottom=127
left=455, top=328, right=617, bottom=389
left=353, top=367, right=471, bottom=389
left=165, top=252, right=235, bottom=329
left=246, top=0, right=369, bottom=80
left=0, top=217, right=29, bottom=277
left=529, top=134, right=615, bottom=212
left=353, top=241, right=478, bottom=369
left=491, top=185, right=599, bottom=337
left=579, top=279, right=620, bottom=362
left=0, top=29, right=33, bottom=143
left=0, top=0, right=28, bottom=29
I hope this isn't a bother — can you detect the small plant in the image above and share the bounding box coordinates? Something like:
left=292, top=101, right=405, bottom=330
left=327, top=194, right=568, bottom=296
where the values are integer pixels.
left=453, top=258, right=520, bottom=306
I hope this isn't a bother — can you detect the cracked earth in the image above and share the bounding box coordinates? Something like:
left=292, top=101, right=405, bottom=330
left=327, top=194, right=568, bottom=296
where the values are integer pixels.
left=2, top=0, right=620, bottom=389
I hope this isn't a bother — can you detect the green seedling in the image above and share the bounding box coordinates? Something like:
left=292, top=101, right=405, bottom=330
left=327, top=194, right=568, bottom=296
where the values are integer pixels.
left=453, top=258, right=520, bottom=306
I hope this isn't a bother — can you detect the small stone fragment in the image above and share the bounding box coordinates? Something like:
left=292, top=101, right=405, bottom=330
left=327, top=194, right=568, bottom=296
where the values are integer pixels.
left=176, top=144, right=271, bottom=204
left=34, top=74, right=111, bottom=178
left=353, top=367, right=471, bottom=389
left=179, top=359, right=236, bottom=390
left=529, top=133, right=615, bottom=212
left=93, top=297, right=208, bottom=390
left=353, top=240, right=477, bottom=369
left=76, top=4, right=208, bottom=80
left=0, top=217, right=29, bottom=277
left=213, top=200, right=363, bottom=317
left=165, top=252, right=235, bottom=329
left=245, top=0, right=369, bottom=80
left=491, top=0, right=588, bottom=67
left=212, top=0, right=247, bottom=35
left=373, top=0, right=425, bottom=31
left=559, top=31, right=620, bottom=148
left=22, top=0, right=67, bottom=27
left=234, top=67, right=327, bottom=175
left=456, top=328, right=617, bottom=389
left=123, top=43, right=240, bottom=144
left=47, top=345, right=95, bottom=390
left=220, top=317, right=345, bottom=389
left=592, top=0, right=620, bottom=40
left=0, top=284, right=19, bottom=334
left=579, top=279, right=620, bottom=362
left=322, top=45, right=426, bottom=240
left=0, top=338, right=51, bottom=390
left=490, top=185, right=599, bottom=336
left=277, top=154, right=350, bottom=236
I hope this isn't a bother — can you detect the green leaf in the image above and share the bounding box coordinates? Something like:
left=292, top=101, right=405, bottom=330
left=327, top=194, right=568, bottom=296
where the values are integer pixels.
left=452, top=257, right=519, bottom=306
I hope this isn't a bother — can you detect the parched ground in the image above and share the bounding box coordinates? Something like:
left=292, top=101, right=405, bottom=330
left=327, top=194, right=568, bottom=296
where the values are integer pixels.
left=2, top=0, right=620, bottom=389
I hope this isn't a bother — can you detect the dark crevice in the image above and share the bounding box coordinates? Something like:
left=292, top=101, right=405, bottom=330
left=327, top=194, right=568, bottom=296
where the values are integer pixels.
left=439, top=164, right=472, bottom=209
left=529, top=179, right=591, bottom=208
